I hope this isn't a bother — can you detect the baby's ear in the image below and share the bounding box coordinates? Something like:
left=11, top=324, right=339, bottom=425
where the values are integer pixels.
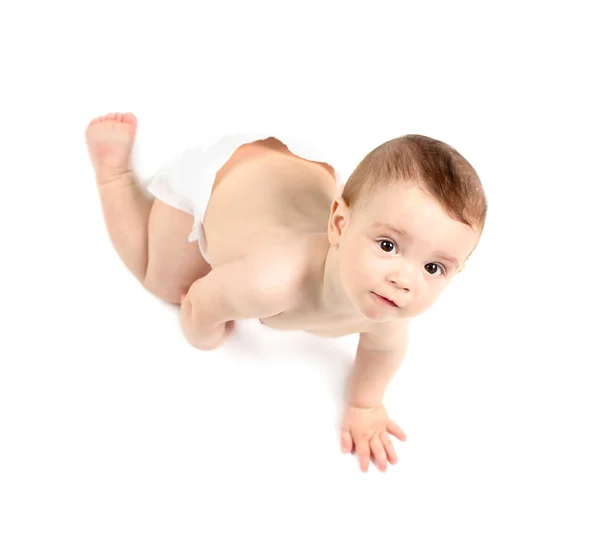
left=327, top=197, right=349, bottom=244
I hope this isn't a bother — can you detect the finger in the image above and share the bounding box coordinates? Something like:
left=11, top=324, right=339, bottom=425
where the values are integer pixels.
left=369, top=435, right=388, bottom=472
left=387, top=420, right=407, bottom=442
left=380, top=431, right=398, bottom=465
left=341, top=430, right=353, bottom=454
left=355, top=439, right=371, bottom=473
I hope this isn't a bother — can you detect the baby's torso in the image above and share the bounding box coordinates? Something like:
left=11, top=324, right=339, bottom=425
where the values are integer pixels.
left=202, top=138, right=373, bottom=337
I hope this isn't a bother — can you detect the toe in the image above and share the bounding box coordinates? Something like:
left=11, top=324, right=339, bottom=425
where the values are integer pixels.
left=107, top=113, right=116, bottom=120
left=115, top=113, right=123, bottom=121
left=123, top=112, right=137, bottom=125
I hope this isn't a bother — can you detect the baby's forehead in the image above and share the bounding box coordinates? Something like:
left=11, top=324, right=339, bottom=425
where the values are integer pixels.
left=359, top=186, right=455, bottom=224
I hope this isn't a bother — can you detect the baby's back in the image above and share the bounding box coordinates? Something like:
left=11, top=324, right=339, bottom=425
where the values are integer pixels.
left=201, top=139, right=376, bottom=337
left=202, top=138, right=338, bottom=266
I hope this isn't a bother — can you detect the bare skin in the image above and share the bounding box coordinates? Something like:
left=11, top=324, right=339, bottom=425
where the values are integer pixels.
left=86, top=112, right=375, bottom=336
left=86, top=112, right=480, bottom=473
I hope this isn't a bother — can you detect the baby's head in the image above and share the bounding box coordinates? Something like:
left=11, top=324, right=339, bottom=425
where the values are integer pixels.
left=328, top=134, right=487, bottom=321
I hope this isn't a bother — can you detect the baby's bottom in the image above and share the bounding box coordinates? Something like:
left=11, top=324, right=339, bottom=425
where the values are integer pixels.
left=144, top=198, right=211, bottom=304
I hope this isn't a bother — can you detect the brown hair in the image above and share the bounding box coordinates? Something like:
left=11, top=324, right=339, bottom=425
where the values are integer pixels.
left=341, top=135, right=488, bottom=234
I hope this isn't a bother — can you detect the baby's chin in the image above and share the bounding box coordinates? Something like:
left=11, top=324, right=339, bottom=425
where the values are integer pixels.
left=354, top=292, right=400, bottom=322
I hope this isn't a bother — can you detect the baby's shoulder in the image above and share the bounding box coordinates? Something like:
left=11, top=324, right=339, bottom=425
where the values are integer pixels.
left=252, top=233, right=326, bottom=302
left=246, top=236, right=314, bottom=288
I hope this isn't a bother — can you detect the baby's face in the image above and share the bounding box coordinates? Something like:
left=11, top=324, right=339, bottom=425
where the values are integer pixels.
left=331, top=183, right=481, bottom=321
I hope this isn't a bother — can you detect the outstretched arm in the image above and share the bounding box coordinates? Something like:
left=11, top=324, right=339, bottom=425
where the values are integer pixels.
left=341, top=320, right=410, bottom=472
left=347, top=322, right=409, bottom=407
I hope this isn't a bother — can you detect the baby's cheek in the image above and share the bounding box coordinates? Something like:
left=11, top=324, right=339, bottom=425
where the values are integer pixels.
left=350, top=255, right=373, bottom=288
left=339, top=252, right=358, bottom=288
left=354, top=251, right=372, bottom=273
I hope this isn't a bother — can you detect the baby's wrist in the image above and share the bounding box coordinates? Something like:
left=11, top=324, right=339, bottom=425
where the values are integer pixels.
left=346, top=393, right=383, bottom=410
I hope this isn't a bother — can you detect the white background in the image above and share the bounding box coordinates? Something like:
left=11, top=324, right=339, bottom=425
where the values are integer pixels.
left=1, top=1, right=598, bottom=533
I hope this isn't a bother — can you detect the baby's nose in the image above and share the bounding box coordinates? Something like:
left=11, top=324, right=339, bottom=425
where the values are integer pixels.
left=389, top=265, right=416, bottom=292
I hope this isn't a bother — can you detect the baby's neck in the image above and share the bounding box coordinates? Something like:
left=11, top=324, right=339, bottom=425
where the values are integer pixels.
left=308, top=234, right=362, bottom=322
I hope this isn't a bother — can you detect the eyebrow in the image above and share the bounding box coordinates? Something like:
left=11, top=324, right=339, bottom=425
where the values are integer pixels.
left=370, top=223, right=460, bottom=269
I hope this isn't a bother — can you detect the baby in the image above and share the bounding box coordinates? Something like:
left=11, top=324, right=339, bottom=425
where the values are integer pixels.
left=85, top=112, right=487, bottom=473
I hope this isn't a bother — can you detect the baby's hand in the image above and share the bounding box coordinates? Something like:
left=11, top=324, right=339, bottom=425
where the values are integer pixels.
left=341, top=404, right=407, bottom=473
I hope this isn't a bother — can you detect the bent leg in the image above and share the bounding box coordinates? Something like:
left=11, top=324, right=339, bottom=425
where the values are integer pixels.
left=143, top=199, right=211, bottom=304
left=96, top=170, right=153, bottom=284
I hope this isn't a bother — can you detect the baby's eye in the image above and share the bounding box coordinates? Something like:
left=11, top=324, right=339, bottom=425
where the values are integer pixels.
left=425, top=263, right=445, bottom=277
left=377, top=239, right=396, bottom=253
left=377, top=239, right=446, bottom=277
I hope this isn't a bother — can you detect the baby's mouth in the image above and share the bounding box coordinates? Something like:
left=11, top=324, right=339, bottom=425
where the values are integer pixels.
left=372, top=292, right=399, bottom=308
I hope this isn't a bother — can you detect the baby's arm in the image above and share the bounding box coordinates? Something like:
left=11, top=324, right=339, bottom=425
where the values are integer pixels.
left=180, top=252, right=301, bottom=350
left=341, top=320, right=410, bottom=472
left=347, top=321, right=409, bottom=408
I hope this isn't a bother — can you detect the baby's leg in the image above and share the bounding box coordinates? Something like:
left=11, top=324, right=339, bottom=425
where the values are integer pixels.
left=86, top=112, right=210, bottom=304
left=144, top=199, right=211, bottom=303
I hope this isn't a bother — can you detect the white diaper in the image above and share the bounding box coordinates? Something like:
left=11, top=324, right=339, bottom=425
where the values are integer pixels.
left=146, top=132, right=345, bottom=264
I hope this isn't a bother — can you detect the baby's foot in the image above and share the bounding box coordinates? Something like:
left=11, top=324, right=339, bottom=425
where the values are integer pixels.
left=85, top=112, right=138, bottom=184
